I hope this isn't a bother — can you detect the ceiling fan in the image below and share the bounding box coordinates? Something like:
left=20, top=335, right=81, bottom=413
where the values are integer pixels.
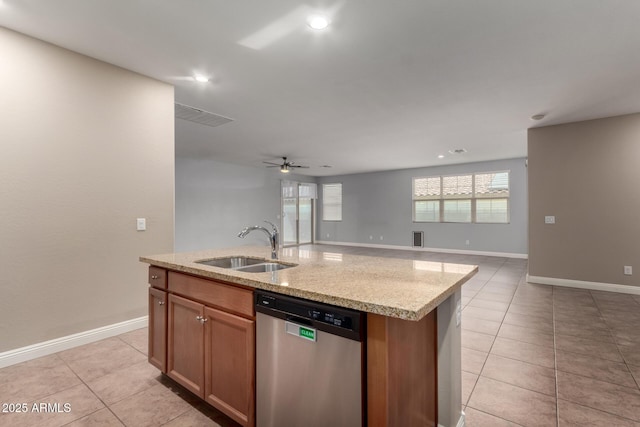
left=263, top=157, right=310, bottom=174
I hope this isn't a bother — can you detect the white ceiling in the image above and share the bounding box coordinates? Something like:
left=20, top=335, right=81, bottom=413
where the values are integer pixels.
left=2, top=0, right=640, bottom=176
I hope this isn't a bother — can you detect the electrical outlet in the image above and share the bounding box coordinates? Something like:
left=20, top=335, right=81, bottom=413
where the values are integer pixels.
left=544, top=215, right=555, bottom=224
left=369, top=235, right=373, bottom=240
left=379, top=236, right=383, bottom=241
left=624, top=266, right=633, bottom=276
left=136, top=218, right=146, bottom=231
left=326, top=233, right=330, bottom=238
left=465, top=240, right=470, bottom=245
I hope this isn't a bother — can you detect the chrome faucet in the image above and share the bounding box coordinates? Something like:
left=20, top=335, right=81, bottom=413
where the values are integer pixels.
left=238, top=220, right=279, bottom=260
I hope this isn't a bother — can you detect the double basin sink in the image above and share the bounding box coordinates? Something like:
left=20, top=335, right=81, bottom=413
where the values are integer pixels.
left=195, top=256, right=295, bottom=273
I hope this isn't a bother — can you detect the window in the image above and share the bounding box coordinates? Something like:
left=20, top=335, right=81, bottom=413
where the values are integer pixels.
left=322, top=183, right=342, bottom=221
left=412, top=176, right=440, bottom=222
left=412, top=171, right=510, bottom=223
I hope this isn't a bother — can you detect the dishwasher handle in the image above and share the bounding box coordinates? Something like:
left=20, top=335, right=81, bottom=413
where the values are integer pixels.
left=285, top=315, right=313, bottom=327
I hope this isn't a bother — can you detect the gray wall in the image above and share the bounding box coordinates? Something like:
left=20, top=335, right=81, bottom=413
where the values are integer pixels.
left=528, top=113, right=640, bottom=286
left=317, top=158, right=528, bottom=255
left=0, top=28, right=174, bottom=352
left=175, top=157, right=312, bottom=252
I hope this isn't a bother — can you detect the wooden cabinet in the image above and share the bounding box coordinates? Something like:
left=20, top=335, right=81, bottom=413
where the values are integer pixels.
left=148, top=266, right=167, bottom=289
left=148, top=268, right=255, bottom=427
left=148, top=287, right=167, bottom=372
left=167, top=294, right=205, bottom=397
left=204, top=307, right=255, bottom=426
left=367, top=310, right=437, bottom=427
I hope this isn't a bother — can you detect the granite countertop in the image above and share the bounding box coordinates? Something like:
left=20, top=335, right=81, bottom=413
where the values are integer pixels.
left=140, top=246, right=477, bottom=321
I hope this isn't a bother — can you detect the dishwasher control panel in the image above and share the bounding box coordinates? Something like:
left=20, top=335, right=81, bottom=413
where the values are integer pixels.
left=255, top=291, right=362, bottom=340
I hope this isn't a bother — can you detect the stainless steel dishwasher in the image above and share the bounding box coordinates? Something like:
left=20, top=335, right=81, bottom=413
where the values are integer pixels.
left=255, top=290, right=365, bottom=427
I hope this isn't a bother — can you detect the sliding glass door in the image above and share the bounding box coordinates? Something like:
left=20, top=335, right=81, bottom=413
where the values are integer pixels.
left=281, top=181, right=316, bottom=247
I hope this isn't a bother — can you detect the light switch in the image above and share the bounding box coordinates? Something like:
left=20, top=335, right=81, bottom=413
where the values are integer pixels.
left=136, top=218, right=146, bottom=231
left=544, top=216, right=555, bottom=224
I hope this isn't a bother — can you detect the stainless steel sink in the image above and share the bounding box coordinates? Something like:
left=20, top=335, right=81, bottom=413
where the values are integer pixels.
left=195, top=256, right=265, bottom=269
left=235, top=263, right=292, bottom=273
left=195, top=256, right=296, bottom=273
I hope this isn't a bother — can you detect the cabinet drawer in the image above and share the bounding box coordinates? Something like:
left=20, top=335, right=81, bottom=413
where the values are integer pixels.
left=149, top=266, right=167, bottom=289
left=168, top=272, right=254, bottom=318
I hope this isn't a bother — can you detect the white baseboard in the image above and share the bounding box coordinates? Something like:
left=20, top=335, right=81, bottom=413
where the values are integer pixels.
left=0, top=316, right=148, bottom=369
left=527, top=275, right=640, bottom=294
left=316, top=240, right=528, bottom=259
left=438, top=410, right=465, bottom=427
left=457, top=410, right=466, bottom=427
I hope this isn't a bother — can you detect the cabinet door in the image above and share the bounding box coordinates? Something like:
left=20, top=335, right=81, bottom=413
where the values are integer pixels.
left=168, top=294, right=205, bottom=397
left=204, top=307, right=255, bottom=427
left=148, top=287, right=167, bottom=372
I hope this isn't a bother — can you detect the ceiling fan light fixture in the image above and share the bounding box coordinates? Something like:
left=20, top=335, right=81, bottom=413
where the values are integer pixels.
left=280, top=164, right=290, bottom=173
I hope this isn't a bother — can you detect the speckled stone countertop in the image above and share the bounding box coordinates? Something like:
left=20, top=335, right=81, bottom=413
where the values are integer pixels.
left=140, top=246, right=477, bottom=321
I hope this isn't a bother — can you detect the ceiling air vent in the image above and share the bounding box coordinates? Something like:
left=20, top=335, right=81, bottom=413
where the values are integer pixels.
left=174, top=103, right=234, bottom=128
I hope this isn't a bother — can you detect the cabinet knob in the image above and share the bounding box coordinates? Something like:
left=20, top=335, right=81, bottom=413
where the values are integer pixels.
left=158, top=301, right=165, bottom=305
left=195, top=315, right=208, bottom=324
left=151, top=275, right=159, bottom=279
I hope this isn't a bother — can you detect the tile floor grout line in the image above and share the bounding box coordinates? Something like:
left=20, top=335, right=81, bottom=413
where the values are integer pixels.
left=592, top=292, right=640, bottom=395
left=464, top=267, right=559, bottom=426
left=460, top=265, right=496, bottom=413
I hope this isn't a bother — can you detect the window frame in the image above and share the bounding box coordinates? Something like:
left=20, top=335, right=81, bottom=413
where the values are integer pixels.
left=412, top=170, right=510, bottom=224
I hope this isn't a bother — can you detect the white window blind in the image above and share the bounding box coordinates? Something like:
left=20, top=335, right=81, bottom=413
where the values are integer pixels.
left=474, top=171, right=509, bottom=223
left=282, top=181, right=317, bottom=199
left=281, top=180, right=298, bottom=198
left=322, top=183, right=342, bottom=221
left=414, top=200, right=439, bottom=222
left=476, top=198, right=509, bottom=223
left=298, top=182, right=317, bottom=199
left=412, top=171, right=510, bottom=223
left=443, top=200, right=472, bottom=222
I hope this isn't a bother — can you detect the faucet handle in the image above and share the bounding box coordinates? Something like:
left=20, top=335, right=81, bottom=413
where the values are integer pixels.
left=263, top=220, right=278, bottom=233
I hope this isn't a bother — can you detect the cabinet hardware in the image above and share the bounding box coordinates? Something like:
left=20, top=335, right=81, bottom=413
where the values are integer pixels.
left=151, top=275, right=159, bottom=279
left=158, top=301, right=165, bottom=305
left=195, top=315, right=208, bottom=324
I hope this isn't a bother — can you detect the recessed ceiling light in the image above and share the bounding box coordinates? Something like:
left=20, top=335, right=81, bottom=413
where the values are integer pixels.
left=531, top=114, right=546, bottom=121
left=307, top=15, right=329, bottom=30
left=437, top=154, right=445, bottom=159
left=194, top=75, right=209, bottom=83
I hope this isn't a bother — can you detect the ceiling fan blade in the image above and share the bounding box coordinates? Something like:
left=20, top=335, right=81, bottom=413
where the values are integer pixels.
left=262, top=161, right=281, bottom=166
left=265, top=165, right=280, bottom=168
left=290, top=165, right=310, bottom=168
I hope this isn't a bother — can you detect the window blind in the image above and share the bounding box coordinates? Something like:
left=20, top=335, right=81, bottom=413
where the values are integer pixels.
left=298, top=182, right=317, bottom=199
left=322, top=183, right=342, bottom=221
left=412, top=170, right=510, bottom=223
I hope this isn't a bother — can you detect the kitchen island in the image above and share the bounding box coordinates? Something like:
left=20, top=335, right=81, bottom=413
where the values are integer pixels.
left=141, top=245, right=477, bottom=427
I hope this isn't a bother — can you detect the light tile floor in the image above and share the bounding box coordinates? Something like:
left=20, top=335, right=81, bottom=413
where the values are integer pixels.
left=0, top=327, right=237, bottom=427
left=1, top=244, right=639, bottom=426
